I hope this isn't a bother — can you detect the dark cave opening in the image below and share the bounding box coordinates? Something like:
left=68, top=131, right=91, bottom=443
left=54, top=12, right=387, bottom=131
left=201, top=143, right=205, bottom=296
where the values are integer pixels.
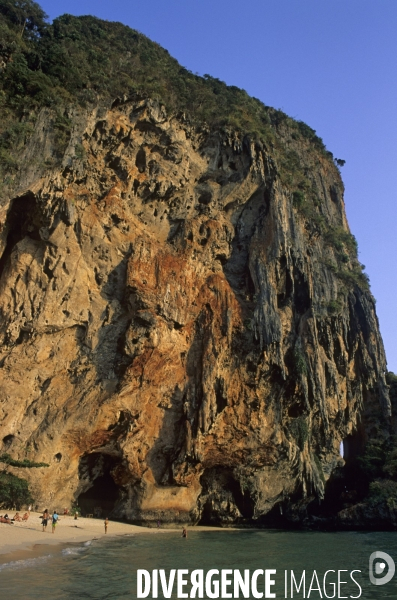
left=277, top=262, right=294, bottom=309
left=0, top=192, right=41, bottom=279
left=343, top=430, right=364, bottom=463
left=308, top=429, right=368, bottom=520
left=135, top=147, right=146, bottom=173
left=77, top=453, right=123, bottom=517
left=198, top=467, right=255, bottom=524
left=214, top=379, right=227, bottom=414
left=293, top=267, right=311, bottom=315
left=2, top=434, right=14, bottom=448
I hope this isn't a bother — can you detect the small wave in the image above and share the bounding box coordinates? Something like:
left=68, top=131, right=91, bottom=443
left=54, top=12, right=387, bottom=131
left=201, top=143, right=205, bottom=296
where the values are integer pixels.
left=84, top=540, right=92, bottom=546
left=0, top=554, right=51, bottom=572
left=62, top=546, right=87, bottom=556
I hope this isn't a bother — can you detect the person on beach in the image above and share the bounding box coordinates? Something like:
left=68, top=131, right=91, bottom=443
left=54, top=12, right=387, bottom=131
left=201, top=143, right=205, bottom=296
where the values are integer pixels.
left=0, top=515, right=13, bottom=524
left=41, top=509, right=49, bottom=532
left=52, top=510, right=59, bottom=533
left=104, top=517, right=109, bottom=533
left=182, top=527, right=187, bottom=538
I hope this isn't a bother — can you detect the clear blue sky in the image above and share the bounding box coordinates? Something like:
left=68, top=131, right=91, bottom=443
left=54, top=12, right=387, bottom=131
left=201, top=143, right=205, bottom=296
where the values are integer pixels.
left=40, top=0, right=397, bottom=371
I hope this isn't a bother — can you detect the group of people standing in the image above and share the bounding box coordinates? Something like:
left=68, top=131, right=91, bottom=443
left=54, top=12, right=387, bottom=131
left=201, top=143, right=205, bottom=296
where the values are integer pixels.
left=41, top=509, right=59, bottom=533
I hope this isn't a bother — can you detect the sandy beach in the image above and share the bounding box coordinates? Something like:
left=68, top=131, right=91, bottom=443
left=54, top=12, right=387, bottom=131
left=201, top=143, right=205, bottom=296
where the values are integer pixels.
left=0, top=513, right=231, bottom=566
left=0, top=512, right=181, bottom=564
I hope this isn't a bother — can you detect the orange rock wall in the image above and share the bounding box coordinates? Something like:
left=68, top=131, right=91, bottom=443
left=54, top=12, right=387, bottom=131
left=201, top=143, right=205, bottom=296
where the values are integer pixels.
left=0, top=99, right=390, bottom=523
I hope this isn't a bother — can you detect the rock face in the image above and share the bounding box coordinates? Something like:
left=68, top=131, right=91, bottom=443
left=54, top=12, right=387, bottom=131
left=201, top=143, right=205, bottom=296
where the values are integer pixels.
left=0, top=97, right=391, bottom=524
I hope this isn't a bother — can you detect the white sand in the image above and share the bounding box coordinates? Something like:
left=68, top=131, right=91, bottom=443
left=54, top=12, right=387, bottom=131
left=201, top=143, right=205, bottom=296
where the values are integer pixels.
left=0, top=512, right=179, bottom=560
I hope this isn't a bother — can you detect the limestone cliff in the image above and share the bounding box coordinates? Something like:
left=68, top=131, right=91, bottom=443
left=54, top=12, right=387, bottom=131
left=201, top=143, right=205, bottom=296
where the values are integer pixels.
left=0, top=93, right=391, bottom=525
left=0, top=5, right=392, bottom=524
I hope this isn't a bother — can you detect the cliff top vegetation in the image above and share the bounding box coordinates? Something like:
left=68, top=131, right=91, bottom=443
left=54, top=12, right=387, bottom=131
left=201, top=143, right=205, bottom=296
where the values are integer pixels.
left=0, top=0, right=327, bottom=154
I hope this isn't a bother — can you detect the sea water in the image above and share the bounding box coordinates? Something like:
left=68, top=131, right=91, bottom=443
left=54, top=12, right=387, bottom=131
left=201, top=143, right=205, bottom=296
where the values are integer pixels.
left=0, top=529, right=396, bottom=599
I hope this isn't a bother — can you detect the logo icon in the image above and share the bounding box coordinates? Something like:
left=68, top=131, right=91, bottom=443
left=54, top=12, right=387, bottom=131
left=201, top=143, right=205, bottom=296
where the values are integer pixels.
left=369, top=551, right=395, bottom=586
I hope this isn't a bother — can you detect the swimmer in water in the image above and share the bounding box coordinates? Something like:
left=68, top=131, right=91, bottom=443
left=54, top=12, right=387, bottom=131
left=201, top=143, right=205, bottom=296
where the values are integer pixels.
left=182, top=527, right=187, bottom=538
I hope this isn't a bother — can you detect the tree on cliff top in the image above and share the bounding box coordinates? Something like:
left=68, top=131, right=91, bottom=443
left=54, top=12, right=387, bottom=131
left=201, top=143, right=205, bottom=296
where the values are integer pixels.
left=0, top=0, right=47, bottom=38
left=0, top=0, right=327, bottom=149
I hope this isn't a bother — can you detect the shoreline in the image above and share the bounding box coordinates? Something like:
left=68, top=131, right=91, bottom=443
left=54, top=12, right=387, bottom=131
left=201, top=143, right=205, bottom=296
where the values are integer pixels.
left=0, top=512, right=237, bottom=566
left=0, top=512, right=177, bottom=565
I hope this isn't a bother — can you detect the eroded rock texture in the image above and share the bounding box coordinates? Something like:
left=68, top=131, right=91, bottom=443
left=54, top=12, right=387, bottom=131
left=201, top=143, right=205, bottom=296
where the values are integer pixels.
left=0, top=99, right=390, bottom=524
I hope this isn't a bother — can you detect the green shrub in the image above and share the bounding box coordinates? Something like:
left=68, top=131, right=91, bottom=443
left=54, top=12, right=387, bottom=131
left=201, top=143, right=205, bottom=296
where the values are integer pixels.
left=0, top=472, right=33, bottom=509
left=295, top=120, right=325, bottom=150
left=292, top=190, right=305, bottom=208
left=324, top=227, right=358, bottom=254
left=367, top=480, right=397, bottom=506
left=0, top=147, right=18, bottom=170
left=358, top=443, right=386, bottom=480
left=290, top=416, right=309, bottom=451
left=336, top=268, right=370, bottom=290
left=0, top=0, right=48, bottom=38
left=298, top=200, right=326, bottom=232
left=327, top=299, right=343, bottom=315
left=71, top=502, right=81, bottom=516
left=383, top=448, right=397, bottom=479
left=74, top=143, right=85, bottom=159
left=387, top=371, right=397, bottom=385
left=52, top=112, right=72, bottom=155
left=0, top=453, right=49, bottom=468
left=293, top=347, right=307, bottom=376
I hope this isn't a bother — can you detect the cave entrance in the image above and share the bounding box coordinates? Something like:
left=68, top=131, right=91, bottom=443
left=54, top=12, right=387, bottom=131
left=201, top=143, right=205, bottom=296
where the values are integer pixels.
left=77, top=453, right=122, bottom=517
left=198, top=468, right=254, bottom=525
left=0, top=192, right=42, bottom=279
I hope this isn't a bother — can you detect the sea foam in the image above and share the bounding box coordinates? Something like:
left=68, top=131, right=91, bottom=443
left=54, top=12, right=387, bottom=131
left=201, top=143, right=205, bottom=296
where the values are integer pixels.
left=62, top=546, right=88, bottom=556
left=0, top=554, right=52, bottom=571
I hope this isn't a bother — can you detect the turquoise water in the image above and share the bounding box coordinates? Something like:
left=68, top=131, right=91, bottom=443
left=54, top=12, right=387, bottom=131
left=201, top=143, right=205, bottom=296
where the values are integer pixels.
left=0, top=530, right=397, bottom=599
